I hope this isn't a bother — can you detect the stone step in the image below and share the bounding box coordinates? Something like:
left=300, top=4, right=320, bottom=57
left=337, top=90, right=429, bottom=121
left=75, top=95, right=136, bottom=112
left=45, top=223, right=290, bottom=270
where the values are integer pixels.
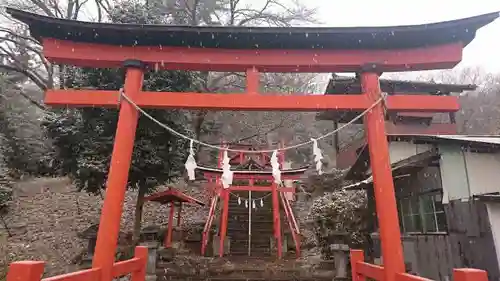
left=229, top=235, right=272, bottom=240
left=229, top=206, right=274, bottom=209
left=227, top=224, right=274, bottom=228
left=232, top=236, right=272, bottom=240
left=229, top=239, right=272, bottom=245
left=227, top=229, right=273, bottom=233
left=230, top=244, right=272, bottom=249
left=229, top=216, right=274, bottom=220
left=228, top=219, right=273, bottom=223
left=229, top=211, right=273, bottom=215
left=229, top=240, right=272, bottom=246
left=230, top=244, right=271, bottom=250
left=227, top=230, right=273, bottom=236
left=228, top=217, right=274, bottom=221
left=229, top=251, right=272, bottom=257
left=227, top=220, right=274, bottom=224
left=231, top=242, right=271, bottom=247
left=226, top=224, right=274, bottom=229
left=228, top=221, right=273, bottom=224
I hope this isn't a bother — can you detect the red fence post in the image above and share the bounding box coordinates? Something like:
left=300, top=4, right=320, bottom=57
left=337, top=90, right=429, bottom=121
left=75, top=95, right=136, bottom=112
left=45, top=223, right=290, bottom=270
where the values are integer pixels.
left=453, top=268, right=488, bottom=281
left=350, top=249, right=366, bottom=281
left=6, top=261, right=45, bottom=281
left=131, top=246, right=148, bottom=281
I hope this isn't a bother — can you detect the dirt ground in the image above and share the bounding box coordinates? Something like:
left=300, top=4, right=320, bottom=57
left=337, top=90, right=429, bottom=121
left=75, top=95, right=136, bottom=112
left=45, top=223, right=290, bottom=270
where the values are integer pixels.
left=1, top=177, right=207, bottom=277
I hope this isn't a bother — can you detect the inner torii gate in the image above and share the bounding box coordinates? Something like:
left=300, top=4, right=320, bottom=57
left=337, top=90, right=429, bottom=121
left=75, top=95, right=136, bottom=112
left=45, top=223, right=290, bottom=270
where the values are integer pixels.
left=6, top=7, right=499, bottom=281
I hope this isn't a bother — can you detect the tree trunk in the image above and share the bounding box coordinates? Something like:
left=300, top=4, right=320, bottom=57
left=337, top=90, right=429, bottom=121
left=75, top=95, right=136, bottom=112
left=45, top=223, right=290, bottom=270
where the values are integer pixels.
left=132, top=186, right=147, bottom=244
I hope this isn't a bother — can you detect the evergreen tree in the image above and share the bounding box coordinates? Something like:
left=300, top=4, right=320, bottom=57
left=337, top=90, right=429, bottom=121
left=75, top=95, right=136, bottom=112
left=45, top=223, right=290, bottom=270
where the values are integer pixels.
left=43, top=2, right=195, bottom=242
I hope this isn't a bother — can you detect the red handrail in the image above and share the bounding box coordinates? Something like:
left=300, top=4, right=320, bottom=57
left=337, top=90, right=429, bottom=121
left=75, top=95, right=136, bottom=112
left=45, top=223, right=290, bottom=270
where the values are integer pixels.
left=201, top=194, right=219, bottom=255
left=43, top=268, right=100, bottom=281
left=358, top=262, right=384, bottom=280
left=112, top=247, right=148, bottom=280
left=7, top=246, right=148, bottom=281
left=396, top=273, right=434, bottom=281
left=279, top=191, right=301, bottom=257
left=350, top=249, right=489, bottom=281
left=282, top=192, right=300, bottom=234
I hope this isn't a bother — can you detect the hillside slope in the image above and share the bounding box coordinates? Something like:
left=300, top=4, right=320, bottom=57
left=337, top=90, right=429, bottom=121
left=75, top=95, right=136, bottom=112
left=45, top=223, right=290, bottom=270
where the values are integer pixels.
left=1, top=177, right=207, bottom=276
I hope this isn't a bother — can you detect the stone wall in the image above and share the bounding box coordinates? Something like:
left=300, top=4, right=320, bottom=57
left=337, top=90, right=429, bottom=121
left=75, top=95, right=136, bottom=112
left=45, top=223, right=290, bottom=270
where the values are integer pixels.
left=156, top=254, right=339, bottom=281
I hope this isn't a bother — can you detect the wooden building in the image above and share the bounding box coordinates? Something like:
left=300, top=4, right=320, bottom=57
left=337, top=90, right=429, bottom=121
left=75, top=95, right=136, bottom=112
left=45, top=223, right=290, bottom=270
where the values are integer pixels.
left=344, top=134, right=500, bottom=281
left=317, top=75, right=476, bottom=169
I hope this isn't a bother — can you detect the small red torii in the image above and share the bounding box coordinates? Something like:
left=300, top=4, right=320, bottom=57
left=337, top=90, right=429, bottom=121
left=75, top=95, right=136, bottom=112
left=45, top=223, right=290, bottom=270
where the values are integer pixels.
left=198, top=143, right=305, bottom=259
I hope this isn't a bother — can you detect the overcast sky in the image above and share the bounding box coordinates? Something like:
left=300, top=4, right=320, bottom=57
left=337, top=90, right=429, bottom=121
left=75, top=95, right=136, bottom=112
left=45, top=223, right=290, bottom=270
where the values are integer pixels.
left=308, top=0, right=500, bottom=74
left=12, top=0, right=500, bottom=75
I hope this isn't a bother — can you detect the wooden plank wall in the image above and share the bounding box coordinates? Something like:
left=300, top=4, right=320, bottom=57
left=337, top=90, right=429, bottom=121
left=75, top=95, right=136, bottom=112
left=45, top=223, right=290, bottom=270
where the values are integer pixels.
left=368, top=165, right=500, bottom=280
left=404, top=200, right=500, bottom=281
left=445, top=200, right=500, bottom=281
left=411, top=234, right=453, bottom=280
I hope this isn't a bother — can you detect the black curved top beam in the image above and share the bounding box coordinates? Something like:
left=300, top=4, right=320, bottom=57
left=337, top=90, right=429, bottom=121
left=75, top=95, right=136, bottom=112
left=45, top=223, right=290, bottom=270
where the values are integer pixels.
left=6, top=8, right=499, bottom=50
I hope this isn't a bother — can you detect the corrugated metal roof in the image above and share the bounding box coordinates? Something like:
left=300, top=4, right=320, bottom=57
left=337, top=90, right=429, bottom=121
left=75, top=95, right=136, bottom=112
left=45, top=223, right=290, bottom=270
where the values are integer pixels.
left=344, top=134, right=500, bottom=181
left=433, top=135, right=500, bottom=145
left=390, top=134, right=500, bottom=145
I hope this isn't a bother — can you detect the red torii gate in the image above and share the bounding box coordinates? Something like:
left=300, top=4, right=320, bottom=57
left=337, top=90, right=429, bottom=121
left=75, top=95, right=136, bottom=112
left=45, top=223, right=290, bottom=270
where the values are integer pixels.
left=198, top=143, right=305, bottom=258
left=6, top=7, right=498, bottom=281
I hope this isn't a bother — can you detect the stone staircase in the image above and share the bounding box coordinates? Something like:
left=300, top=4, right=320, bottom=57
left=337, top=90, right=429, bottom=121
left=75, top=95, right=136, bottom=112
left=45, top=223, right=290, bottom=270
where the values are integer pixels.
left=227, top=191, right=275, bottom=257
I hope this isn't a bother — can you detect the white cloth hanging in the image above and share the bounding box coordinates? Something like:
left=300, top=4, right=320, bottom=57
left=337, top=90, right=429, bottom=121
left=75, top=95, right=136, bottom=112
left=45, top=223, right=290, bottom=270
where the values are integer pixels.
left=311, top=138, right=323, bottom=175
left=221, top=150, right=233, bottom=189
left=184, top=140, right=197, bottom=180
left=271, top=150, right=282, bottom=184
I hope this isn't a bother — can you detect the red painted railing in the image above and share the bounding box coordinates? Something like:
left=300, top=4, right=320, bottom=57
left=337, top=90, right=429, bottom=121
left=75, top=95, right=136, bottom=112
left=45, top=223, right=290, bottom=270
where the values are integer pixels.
left=350, top=249, right=488, bottom=281
left=7, top=246, right=147, bottom=281
left=279, top=191, right=301, bottom=258
left=201, top=194, right=219, bottom=255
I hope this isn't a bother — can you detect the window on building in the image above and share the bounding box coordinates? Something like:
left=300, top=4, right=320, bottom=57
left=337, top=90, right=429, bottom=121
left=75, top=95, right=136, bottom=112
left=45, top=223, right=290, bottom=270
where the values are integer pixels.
left=398, top=191, right=447, bottom=233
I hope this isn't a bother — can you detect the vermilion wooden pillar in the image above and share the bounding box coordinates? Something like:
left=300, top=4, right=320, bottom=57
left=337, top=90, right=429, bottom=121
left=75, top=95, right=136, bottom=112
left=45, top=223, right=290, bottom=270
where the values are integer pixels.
left=271, top=183, right=282, bottom=259
left=361, top=72, right=405, bottom=281
left=92, top=60, right=144, bottom=281
left=219, top=189, right=229, bottom=257
left=165, top=202, right=175, bottom=247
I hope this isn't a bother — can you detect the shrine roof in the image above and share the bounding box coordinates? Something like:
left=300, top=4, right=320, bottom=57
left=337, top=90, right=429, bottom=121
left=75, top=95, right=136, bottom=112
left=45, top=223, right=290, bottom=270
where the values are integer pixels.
left=6, top=8, right=499, bottom=50
left=317, top=76, right=477, bottom=122
left=144, top=188, right=205, bottom=206
left=323, top=75, right=477, bottom=95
